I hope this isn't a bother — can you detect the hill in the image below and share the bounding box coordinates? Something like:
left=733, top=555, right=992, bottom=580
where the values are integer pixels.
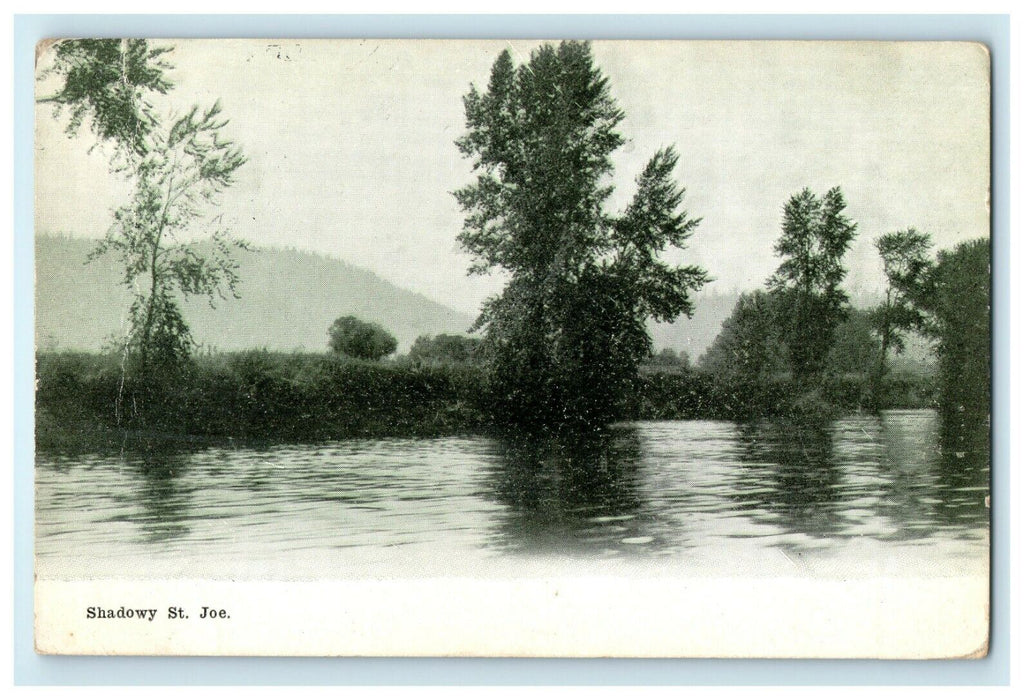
left=35, top=236, right=476, bottom=354
left=35, top=236, right=782, bottom=362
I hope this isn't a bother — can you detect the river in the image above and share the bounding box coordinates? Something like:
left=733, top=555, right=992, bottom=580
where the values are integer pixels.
left=35, top=409, right=989, bottom=581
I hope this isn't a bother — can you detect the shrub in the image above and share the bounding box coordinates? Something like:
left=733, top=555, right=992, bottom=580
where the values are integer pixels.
left=327, top=316, right=397, bottom=360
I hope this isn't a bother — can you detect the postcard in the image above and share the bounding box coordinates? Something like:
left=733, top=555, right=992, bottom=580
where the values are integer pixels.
left=33, top=38, right=990, bottom=657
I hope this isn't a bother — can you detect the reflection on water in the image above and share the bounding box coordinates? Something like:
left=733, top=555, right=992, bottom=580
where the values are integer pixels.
left=36, top=409, right=989, bottom=578
left=479, top=427, right=676, bottom=555
left=733, top=420, right=843, bottom=539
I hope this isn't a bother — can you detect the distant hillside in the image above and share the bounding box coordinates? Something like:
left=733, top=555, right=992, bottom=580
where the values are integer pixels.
left=39, top=235, right=926, bottom=365
left=35, top=236, right=476, bottom=354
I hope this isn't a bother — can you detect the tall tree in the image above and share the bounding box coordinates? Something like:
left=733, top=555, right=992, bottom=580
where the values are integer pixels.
left=916, top=238, right=991, bottom=421
left=455, top=42, right=709, bottom=429
left=870, top=228, right=933, bottom=407
left=90, top=102, right=248, bottom=375
left=766, top=187, right=857, bottom=383
left=39, top=40, right=249, bottom=377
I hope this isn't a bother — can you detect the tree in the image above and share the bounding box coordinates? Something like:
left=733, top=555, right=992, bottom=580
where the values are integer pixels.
left=915, top=238, right=990, bottom=420
left=766, top=187, right=857, bottom=383
left=90, top=102, right=248, bottom=374
left=870, top=228, right=933, bottom=406
left=328, top=316, right=398, bottom=360
left=698, top=290, right=787, bottom=380
left=455, top=41, right=709, bottom=429
left=39, top=39, right=249, bottom=378
left=38, top=39, right=174, bottom=161
left=824, top=307, right=880, bottom=377
left=641, top=347, right=692, bottom=372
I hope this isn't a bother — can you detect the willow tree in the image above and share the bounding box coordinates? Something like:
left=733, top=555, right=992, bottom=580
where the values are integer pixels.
left=766, top=187, right=857, bottom=384
left=39, top=40, right=248, bottom=377
left=455, top=42, right=709, bottom=429
left=90, top=102, right=248, bottom=374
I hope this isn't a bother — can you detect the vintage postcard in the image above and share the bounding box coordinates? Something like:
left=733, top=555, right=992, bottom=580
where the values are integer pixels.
left=33, top=39, right=990, bottom=657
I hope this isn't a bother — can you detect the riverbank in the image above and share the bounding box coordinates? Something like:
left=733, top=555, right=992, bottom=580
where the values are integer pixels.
left=36, top=351, right=936, bottom=447
left=36, top=351, right=490, bottom=448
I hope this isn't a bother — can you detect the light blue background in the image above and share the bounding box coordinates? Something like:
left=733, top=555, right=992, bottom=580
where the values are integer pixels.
left=13, top=13, right=1010, bottom=685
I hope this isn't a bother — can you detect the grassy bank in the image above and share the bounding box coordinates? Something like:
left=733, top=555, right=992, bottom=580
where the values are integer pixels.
left=634, top=368, right=935, bottom=421
left=36, top=352, right=937, bottom=447
left=36, top=351, right=490, bottom=448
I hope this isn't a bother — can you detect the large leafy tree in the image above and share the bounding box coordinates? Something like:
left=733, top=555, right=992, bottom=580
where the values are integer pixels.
left=766, top=187, right=857, bottom=383
left=455, top=42, right=709, bottom=429
left=915, top=238, right=990, bottom=420
left=870, top=228, right=933, bottom=406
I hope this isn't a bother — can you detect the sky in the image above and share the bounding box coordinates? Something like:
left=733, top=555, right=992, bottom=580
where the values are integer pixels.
left=34, top=39, right=990, bottom=316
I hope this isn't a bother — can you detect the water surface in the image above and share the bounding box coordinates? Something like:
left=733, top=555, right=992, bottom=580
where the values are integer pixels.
left=36, top=410, right=989, bottom=579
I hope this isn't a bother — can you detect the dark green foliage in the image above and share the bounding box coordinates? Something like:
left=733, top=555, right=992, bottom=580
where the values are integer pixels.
left=36, top=350, right=938, bottom=448
left=327, top=316, right=398, bottom=360
left=455, top=41, right=709, bottom=430
left=38, top=38, right=174, bottom=159
left=916, top=238, right=991, bottom=421
left=407, top=334, right=482, bottom=365
left=698, top=287, right=927, bottom=416
left=36, top=351, right=488, bottom=446
left=824, top=307, right=880, bottom=378
left=640, top=347, right=692, bottom=373
left=870, top=229, right=933, bottom=407
left=634, top=367, right=931, bottom=422
left=767, top=187, right=857, bottom=382
left=698, top=290, right=788, bottom=380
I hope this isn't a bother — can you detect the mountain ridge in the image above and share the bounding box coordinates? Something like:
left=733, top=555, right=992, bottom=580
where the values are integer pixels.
left=35, top=235, right=477, bottom=354
left=36, top=234, right=753, bottom=360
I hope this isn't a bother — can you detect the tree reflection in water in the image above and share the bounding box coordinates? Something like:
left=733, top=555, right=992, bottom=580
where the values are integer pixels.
left=935, top=401, right=991, bottom=532
left=876, top=410, right=944, bottom=540
left=479, top=425, right=669, bottom=555
left=731, top=418, right=845, bottom=539
left=115, top=444, right=196, bottom=543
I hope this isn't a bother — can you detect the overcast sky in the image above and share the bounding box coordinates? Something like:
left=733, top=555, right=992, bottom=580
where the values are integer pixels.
left=35, top=39, right=990, bottom=315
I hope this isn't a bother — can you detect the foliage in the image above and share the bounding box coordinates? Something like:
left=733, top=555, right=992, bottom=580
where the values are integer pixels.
left=38, top=39, right=174, bottom=160
left=640, top=347, right=692, bottom=373
left=824, top=307, right=880, bottom=378
left=869, top=228, right=933, bottom=406
left=90, top=101, right=249, bottom=375
left=36, top=351, right=488, bottom=445
left=872, top=229, right=933, bottom=350
left=766, top=187, right=857, bottom=382
left=407, top=334, right=482, bottom=365
left=37, top=350, right=936, bottom=448
left=39, top=39, right=249, bottom=382
left=327, top=316, right=398, bottom=360
left=455, top=41, right=709, bottom=429
left=698, top=290, right=788, bottom=380
left=915, top=238, right=990, bottom=418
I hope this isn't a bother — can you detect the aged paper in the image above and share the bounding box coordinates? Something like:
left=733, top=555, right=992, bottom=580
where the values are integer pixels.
left=34, top=39, right=990, bottom=657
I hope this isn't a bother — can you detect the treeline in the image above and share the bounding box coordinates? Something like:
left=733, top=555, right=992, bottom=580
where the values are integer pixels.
left=682, top=235, right=989, bottom=421
left=36, top=39, right=989, bottom=443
